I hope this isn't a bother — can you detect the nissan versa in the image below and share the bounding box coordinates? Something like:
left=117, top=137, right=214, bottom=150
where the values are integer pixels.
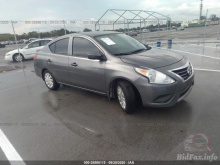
left=34, top=32, right=194, bottom=113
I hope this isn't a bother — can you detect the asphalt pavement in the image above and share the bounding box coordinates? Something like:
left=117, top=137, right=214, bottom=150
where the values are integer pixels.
left=135, top=24, right=220, bottom=44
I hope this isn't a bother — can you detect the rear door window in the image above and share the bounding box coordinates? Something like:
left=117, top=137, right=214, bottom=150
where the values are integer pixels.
left=49, top=38, right=69, bottom=55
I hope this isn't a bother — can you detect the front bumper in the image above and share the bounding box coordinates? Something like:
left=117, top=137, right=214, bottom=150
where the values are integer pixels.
left=4, top=55, right=13, bottom=61
left=136, top=71, right=194, bottom=108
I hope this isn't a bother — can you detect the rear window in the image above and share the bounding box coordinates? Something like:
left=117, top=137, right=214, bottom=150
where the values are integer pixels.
left=41, top=40, right=51, bottom=46
left=28, top=41, right=40, bottom=48
left=49, top=38, right=69, bottom=55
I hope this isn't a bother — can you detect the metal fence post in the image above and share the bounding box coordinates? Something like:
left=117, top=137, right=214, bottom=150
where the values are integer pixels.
left=63, top=20, right=67, bottom=35
left=170, top=18, right=172, bottom=40
left=124, top=19, right=126, bottom=33
left=127, top=19, right=129, bottom=33
left=11, top=21, right=25, bottom=76
left=157, top=19, right=160, bottom=41
left=38, top=29, right=40, bottom=38
left=218, top=20, right=220, bottom=40
left=144, top=19, right=147, bottom=44
left=203, top=9, right=208, bottom=55
left=140, top=19, right=142, bottom=42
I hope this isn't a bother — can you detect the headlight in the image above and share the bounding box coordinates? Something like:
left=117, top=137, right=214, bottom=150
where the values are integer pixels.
left=134, top=67, right=175, bottom=84
left=5, top=53, right=10, bottom=56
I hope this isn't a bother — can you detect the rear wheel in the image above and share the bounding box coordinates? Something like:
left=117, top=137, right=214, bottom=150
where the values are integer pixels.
left=43, top=70, right=60, bottom=90
left=117, top=81, right=137, bottom=113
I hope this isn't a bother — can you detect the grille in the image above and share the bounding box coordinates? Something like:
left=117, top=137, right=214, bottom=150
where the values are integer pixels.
left=172, top=63, right=192, bottom=80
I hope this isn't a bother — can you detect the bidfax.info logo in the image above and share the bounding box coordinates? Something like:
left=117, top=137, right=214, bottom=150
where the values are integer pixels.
left=177, top=133, right=218, bottom=162
left=184, top=133, right=211, bottom=152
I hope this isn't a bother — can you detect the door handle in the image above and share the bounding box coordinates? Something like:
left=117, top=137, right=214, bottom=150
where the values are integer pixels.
left=71, top=62, right=78, bottom=67
left=47, top=59, right=52, bottom=63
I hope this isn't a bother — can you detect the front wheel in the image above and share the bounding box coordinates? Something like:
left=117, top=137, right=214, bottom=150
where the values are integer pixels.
left=43, top=70, right=60, bottom=90
left=13, top=54, right=24, bottom=62
left=117, top=81, right=137, bottom=114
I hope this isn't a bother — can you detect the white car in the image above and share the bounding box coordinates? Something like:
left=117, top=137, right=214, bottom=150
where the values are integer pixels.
left=176, top=27, right=184, bottom=31
left=142, top=29, right=150, bottom=33
left=5, top=39, right=52, bottom=62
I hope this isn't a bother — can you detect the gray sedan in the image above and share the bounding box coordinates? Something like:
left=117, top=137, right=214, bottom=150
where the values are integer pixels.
left=34, top=31, right=194, bottom=113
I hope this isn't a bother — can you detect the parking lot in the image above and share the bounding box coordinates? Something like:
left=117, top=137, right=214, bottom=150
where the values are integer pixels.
left=135, top=24, right=220, bottom=43
left=0, top=29, right=220, bottom=164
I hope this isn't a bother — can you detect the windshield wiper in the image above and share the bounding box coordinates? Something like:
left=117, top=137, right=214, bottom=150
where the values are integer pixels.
left=113, top=49, right=147, bottom=56
left=127, top=48, right=147, bottom=54
left=113, top=52, right=131, bottom=56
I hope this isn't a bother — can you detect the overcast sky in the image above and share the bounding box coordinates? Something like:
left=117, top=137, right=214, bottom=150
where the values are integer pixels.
left=0, top=0, right=220, bottom=33
left=0, top=0, right=220, bottom=20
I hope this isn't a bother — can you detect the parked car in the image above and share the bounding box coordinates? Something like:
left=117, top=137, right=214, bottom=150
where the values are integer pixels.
left=125, top=31, right=138, bottom=36
left=25, top=38, right=37, bottom=44
left=142, top=29, right=150, bottom=33
left=150, top=28, right=158, bottom=32
left=17, top=40, right=24, bottom=44
left=34, top=32, right=194, bottom=113
left=0, top=43, right=6, bottom=48
left=136, top=30, right=141, bottom=34
left=160, top=28, right=166, bottom=31
left=176, top=26, right=184, bottom=31
left=8, top=41, right=15, bottom=45
left=5, top=39, right=52, bottom=62
left=3, top=41, right=10, bottom=45
left=23, top=39, right=28, bottom=44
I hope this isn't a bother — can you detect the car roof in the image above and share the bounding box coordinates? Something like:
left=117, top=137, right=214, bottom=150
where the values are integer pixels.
left=65, top=31, right=121, bottom=38
left=31, top=39, right=52, bottom=42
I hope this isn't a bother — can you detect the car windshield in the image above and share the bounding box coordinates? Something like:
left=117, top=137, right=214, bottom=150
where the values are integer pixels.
left=94, top=33, right=147, bottom=56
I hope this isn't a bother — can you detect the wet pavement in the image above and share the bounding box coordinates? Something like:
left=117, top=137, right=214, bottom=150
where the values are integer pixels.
left=0, top=44, right=27, bottom=73
left=154, top=44, right=220, bottom=71
left=0, top=41, right=220, bottom=162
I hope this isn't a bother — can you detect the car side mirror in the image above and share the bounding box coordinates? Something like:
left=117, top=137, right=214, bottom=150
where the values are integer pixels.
left=144, top=44, right=152, bottom=50
left=88, top=54, right=106, bottom=61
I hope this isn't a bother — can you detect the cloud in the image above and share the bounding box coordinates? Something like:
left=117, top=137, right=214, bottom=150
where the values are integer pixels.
left=0, top=0, right=220, bottom=33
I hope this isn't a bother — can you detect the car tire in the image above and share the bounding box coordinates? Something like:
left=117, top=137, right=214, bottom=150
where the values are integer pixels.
left=43, top=70, right=60, bottom=90
left=13, top=53, right=24, bottom=62
left=116, top=81, right=137, bottom=113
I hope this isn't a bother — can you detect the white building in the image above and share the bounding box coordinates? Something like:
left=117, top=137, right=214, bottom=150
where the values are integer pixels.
left=181, top=20, right=204, bottom=27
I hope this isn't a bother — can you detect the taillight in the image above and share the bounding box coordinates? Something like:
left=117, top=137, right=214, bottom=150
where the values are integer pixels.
left=33, top=55, right=38, bottom=60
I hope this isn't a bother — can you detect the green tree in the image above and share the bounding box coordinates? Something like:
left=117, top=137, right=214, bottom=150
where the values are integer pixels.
left=0, top=33, right=14, bottom=41
left=83, top=28, right=92, bottom=32
left=200, top=16, right=206, bottom=20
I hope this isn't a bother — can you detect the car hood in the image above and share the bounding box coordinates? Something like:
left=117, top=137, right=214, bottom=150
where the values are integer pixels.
left=120, top=49, right=183, bottom=69
left=7, top=48, right=23, bottom=55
